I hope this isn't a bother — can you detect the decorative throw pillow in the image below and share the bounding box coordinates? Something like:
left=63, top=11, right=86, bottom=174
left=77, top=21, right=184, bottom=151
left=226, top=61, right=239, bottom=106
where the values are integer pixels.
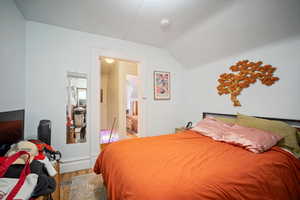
left=215, top=117, right=236, bottom=125
left=237, top=113, right=300, bottom=157
left=191, top=117, right=233, bottom=140
left=220, top=124, right=283, bottom=153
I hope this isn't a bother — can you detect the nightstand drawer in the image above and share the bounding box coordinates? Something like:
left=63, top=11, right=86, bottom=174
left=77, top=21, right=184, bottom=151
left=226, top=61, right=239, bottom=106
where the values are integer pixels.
left=175, top=127, right=186, bottom=133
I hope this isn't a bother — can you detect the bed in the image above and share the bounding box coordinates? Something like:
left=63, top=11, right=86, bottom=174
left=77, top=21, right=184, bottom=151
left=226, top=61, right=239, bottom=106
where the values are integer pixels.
left=94, top=113, right=300, bottom=200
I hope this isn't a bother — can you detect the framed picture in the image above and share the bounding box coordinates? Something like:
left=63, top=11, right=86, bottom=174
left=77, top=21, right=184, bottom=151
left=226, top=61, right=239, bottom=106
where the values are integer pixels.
left=154, top=71, right=170, bottom=100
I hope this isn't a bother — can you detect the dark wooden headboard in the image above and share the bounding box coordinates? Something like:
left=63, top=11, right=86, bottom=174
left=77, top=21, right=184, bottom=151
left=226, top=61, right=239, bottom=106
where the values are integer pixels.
left=202, top=112, right=300, bottom=127
left=0, top=109, right=25, bottom=140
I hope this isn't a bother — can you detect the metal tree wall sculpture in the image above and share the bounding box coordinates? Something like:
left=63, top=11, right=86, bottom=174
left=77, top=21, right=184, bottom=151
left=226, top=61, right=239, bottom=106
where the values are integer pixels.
left=217, top=60, right=279, bottom=106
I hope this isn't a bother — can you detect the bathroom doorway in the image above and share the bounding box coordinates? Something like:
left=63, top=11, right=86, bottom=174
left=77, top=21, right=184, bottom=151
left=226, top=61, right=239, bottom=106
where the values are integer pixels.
left=99, top=57, right=140, bottom=145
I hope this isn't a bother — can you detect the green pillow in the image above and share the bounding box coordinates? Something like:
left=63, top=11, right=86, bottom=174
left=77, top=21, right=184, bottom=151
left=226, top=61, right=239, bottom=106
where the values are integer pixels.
left=237, top=113, right=300, bottom=158
left=215, top=117, right=236, bottom=125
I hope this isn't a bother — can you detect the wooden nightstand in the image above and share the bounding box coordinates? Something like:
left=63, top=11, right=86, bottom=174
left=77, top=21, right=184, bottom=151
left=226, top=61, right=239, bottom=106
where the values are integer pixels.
left=53, top=161, right=60, bottom=200
left=175, top=127, right=186, bottom=133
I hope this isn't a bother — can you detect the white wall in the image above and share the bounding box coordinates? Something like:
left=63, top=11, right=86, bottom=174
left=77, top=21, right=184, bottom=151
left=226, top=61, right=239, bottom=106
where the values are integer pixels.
left=183, top=37, right=300, bottom=123
left=106, top=62, right=120, bottom=134
left=25, top=21, right=184, bottom=172
left=0, top=0, right=25, bottom=112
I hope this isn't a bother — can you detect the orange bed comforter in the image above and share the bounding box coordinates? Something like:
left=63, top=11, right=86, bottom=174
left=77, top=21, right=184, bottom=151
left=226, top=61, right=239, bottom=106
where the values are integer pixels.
left=94, top=130, right=300, bottom=200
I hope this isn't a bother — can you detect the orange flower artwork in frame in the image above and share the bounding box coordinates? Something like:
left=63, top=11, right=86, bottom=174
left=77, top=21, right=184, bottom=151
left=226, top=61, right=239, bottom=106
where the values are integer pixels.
left=217, top=60, right=279, bottom=106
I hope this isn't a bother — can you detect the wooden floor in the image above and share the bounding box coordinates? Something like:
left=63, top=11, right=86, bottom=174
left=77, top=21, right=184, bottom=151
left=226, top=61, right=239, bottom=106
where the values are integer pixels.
left=59, top=137, right=139, bottom=199
left=60, top=168, right=93, bottom=200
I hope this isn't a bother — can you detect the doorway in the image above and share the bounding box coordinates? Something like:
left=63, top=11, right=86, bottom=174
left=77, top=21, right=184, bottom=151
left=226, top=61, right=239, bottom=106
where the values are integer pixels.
left=99, top=57, right=140, bottom=145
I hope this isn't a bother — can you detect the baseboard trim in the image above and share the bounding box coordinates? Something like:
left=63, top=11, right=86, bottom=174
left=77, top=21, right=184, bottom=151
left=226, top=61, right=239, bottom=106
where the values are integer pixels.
left=90, top=154, right=98, bottom=167
left=59, top=151, right=101, bottom=173
left=60, top=156, right=92, bottom=173
left=60, top=156, right=90, bottom=163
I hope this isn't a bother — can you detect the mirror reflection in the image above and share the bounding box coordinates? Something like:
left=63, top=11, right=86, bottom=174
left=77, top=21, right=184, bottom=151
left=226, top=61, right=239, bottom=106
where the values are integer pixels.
left=66, top=73, right=87, bottom=144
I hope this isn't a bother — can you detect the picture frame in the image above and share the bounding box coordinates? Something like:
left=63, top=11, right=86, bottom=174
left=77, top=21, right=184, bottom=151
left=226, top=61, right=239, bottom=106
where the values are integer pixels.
left=154, top=71, right=171, bottom=100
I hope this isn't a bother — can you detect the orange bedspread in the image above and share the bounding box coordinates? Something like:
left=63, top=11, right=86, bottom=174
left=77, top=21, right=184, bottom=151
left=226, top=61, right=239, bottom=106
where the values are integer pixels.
left=94, top=130, right=300, bottom=200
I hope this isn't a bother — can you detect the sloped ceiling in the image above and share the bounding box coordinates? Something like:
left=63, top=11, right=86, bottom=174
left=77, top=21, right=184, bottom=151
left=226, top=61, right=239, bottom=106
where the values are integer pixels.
left=168, top=0, right=300, bottom=67
left=15, top=0, right=300, bottom=67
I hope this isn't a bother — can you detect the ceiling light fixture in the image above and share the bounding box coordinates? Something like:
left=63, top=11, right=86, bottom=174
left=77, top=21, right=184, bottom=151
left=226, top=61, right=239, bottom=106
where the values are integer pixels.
left=160, top=18, right=171, bottom=28
left=105, top=58, right=115, bottom=64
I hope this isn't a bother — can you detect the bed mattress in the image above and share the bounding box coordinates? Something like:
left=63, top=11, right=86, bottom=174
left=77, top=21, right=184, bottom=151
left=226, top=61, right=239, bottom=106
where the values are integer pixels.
left=94, top=130, right=300, bottom=200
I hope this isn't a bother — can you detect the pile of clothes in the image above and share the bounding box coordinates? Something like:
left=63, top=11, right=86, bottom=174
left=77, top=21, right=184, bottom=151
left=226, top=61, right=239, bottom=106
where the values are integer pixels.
left=0, top=140, right=61, bottom=200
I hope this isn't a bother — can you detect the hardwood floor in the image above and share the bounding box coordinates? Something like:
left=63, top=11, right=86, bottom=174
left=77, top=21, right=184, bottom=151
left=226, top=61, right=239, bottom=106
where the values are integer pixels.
left=60, top=168, right=93, bottom=200
left=57, top=137, right=138, bottom=199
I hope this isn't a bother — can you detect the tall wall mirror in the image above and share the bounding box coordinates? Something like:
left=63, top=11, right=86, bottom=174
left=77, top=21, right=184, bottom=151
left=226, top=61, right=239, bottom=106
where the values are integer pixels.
left=66, top=72, right=88, bottom=144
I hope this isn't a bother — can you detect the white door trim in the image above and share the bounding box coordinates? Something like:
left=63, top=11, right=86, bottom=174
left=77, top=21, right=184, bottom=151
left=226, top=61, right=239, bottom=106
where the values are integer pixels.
left=89, top=47, right=147, bottom=166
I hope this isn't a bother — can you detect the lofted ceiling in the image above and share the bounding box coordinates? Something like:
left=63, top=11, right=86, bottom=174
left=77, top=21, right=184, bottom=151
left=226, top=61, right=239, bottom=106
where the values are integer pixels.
left=15, top=0, right=300, bottom=67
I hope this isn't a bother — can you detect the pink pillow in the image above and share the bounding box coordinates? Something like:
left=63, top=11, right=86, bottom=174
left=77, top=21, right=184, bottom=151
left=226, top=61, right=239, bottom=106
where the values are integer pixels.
left=191, top=117, right=233, bottom=140
left=220, top=124, right=283, bottom=153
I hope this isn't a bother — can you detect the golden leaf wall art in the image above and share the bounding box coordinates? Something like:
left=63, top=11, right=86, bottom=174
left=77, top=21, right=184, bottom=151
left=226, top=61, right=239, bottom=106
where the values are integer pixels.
left=217, top=60, right=279, bottom=107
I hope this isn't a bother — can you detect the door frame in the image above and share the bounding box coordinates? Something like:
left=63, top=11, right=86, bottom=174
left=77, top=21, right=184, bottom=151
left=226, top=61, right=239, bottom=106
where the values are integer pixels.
left=89, top=48, right=146, bottom=165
